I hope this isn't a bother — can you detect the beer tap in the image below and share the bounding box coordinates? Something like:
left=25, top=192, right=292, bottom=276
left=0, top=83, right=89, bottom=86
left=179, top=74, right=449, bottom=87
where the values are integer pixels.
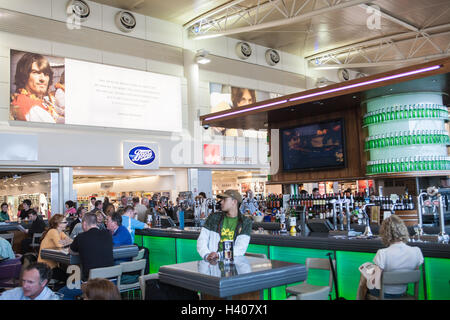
left=329, top=199, right=338, bottom=231
left=361, top=203, right=375, bottom=237
left=345, top=198, right=352, bottom=232
left=337, top=195, right=344, bottom=231
left=437, top=193, right=449, bottom=243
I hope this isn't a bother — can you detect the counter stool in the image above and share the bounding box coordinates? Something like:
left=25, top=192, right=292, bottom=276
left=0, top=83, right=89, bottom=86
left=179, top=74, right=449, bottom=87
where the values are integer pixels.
left=285, top=257, right=335, bottom=300
left=29, top=233, right=43, bottom=253
left=366, top=269, right=421, bottom=300
left=139, top=273, right=159, bottom=300
left=118, top=259, right=146, bottom=300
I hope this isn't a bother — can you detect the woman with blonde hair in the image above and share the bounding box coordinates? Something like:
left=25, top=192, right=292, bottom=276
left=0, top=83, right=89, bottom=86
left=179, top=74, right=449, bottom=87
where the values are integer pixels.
left=81, top=278, right=121, bottom=300
left=368, top=215, right=423, bottom=298
left=38, top=214, right=73, bottom=283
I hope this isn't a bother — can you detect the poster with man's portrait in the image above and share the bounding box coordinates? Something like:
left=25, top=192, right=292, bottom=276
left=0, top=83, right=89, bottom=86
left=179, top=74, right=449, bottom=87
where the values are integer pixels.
left=209, top=83, right=280, bottom=137
left=10, top=50, right=66, bottom=124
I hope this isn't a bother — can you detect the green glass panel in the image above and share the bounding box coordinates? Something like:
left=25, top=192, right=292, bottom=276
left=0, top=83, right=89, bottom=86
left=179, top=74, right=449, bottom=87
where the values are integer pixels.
left=176, top=238, right=202, bottom=263
left=335, top=251, right=375, bottom=300
left=269, top=246, right=334, bottom=300
left=143, top=236, right=176, bottom=274
left=134, top=234, right=143, bottom=247
left=424, top=257, right=450, bottom=300
left=246, top=244, right=270, bottom=300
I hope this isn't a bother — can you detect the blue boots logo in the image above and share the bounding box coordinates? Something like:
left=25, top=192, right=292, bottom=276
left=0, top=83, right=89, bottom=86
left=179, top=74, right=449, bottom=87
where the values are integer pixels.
left=128, top=146, right=155, bottom=165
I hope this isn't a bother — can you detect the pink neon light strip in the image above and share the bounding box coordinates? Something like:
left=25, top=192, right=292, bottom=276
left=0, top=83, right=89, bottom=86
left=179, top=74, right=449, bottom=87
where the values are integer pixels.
left=203, top=64, right=441, bottom=122
left=204, top=99, right=288, bottom=121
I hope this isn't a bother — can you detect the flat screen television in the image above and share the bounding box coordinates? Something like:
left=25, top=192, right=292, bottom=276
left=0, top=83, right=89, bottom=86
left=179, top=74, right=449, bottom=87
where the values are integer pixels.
left=280, top=119, right=346, bottom=171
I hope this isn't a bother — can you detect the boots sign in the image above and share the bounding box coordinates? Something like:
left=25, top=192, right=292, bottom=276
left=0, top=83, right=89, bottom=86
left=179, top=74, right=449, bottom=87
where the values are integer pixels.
left=123, top=142, right=159, bottom=169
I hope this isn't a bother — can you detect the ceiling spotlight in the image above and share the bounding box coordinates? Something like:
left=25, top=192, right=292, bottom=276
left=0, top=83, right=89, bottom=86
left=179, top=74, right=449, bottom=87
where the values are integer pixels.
left=195, top=49, right=211, bottom=64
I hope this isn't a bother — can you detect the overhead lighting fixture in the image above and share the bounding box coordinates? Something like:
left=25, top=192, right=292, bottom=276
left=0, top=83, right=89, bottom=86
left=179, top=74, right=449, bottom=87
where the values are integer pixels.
left=195, top=49, right=211, bottom=64
left=203, top=64, right=441, bottom=121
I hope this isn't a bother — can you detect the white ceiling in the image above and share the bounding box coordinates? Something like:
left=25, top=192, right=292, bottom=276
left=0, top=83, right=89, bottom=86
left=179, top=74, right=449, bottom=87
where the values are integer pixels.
left=89, top=0, right=450, bottom=74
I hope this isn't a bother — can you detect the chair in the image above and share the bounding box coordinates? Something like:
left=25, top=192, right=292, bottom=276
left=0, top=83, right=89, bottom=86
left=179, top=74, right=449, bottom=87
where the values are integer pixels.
left=244, top=252, right=267, bottom=259
left=88, top=265, right=122, bottom=287
left=0, top=255, right=22, bottom=289
left=118, top=259, right=146, bottom=299
left=0, top=233, right=14, bottom=247
left=132, top=249, right=145, bottom=261
left=366, top=269, right=421, bottom=300
left=29, top=233, right=43, bottom=253
left=138, top=273, right=159, bottom=300
left=285, top=258, right=335, bottom=300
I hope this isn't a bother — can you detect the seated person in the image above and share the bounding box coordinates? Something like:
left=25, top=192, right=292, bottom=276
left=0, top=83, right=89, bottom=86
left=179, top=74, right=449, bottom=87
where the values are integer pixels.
left=0, top=202, right=10, bottom=222
left=362, top=215, right=424, bottom=299
left=81, top=278, right=121, bottom=300
left=19, top=199, right=36, bottom=220
left=37, top=214, right=72, bottom=283
left=197, top=190, right=252, bottom=262
left=0, top=235, right=15, bottom=260
left=58, top=213, right=114, bottom=300
left=0, top=262, right=60, bottom=300
left=20, top=210, right=46, bottom=253
left=69, top=206, right=87, bottom=235
left=106, top=212, right=132, bottom=248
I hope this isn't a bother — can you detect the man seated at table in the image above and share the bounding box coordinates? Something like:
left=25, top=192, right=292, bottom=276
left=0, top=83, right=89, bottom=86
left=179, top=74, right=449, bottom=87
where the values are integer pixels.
left=58, top=212, right=114, bottom=300
left=197, top=190, right=252, bottom=262
left=106, top=212, right=132, bottom=248
left=0, top=262, right=60, bottom=300
left=20, top=210, right=46, bottom=253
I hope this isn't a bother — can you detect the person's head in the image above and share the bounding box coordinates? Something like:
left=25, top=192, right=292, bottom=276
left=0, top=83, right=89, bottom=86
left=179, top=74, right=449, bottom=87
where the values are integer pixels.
left=21, top=262, right=52, bottom=299
left=142, top=197, right=149, bottom=207
left=103, top=197, right=109, bottom=204
left=81, top=278, right=121, bottom=300
left=1, top=202, right=8, bottom=212
left=82, top=212, right=99, bottom=232
left=105, top=204, right=115, bottom=216
left=65, top=200, right=75, bottom=210
left=106, top=212, right=122, bottom=233
left=23, top=199, right=32, bottom=211
left=28, top=210, right=38, bottom=221
left=132, top=197, right=140, bottom=206
left=123, top=205, right=135, bottom=218
left=76, top=206, right=87, bottom=219
left=217, top=190, right=242, bottom=214
left=231, top=87, right=256, bottom=108
left=246, top=190, right=254, bottom=199
left=198, top=192, right=206, bottom=199
left=15, top=52, right=53, bottom=98
left=46, top=214, right=67, bottom=233
left=379, top=215, right=410, bottom=246
left=312, top=188, right=319, bottom=197
left=59, top=70, right=65, bottom=85
left=94, top=200, right=102, bottom=210
left=120, top=195, right=128, bottom=206
left=300, top=190, right=308, bottom=196
left=90, top=197, right=96, bottom=205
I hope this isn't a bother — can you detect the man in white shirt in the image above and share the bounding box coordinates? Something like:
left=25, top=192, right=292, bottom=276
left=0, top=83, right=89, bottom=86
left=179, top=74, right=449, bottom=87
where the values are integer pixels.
left=0, top=262, right=60, bottom=300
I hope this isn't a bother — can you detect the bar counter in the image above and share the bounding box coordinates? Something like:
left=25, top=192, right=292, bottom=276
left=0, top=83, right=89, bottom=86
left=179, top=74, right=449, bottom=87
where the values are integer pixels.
left=135, top=227, right=450, bottom=300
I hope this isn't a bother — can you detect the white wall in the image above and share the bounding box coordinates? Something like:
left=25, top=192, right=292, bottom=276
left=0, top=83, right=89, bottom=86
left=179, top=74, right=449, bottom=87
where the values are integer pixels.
left=0, top=0, right=338, bottom=173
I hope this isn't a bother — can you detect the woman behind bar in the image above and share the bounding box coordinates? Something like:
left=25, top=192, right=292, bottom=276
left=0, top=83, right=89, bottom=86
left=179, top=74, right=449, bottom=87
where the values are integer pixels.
left=368, top=215, right=424, bottom=298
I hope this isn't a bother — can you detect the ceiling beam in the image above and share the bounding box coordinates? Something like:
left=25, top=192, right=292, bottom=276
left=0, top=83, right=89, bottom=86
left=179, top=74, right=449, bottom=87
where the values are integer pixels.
left=305, top=23, right=450, bottom=60
left=311, top=52, right=450, bottom=69
left=188, top=0, right=373, bottom=40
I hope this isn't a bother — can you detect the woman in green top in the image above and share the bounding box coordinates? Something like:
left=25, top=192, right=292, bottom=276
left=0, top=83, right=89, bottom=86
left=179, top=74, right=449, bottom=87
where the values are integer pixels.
left=0, top=202, right=11, bottom=222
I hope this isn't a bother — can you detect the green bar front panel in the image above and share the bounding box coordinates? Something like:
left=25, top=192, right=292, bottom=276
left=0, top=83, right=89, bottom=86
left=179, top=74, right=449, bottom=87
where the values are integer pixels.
left=143, top=236, right=176, bottom=274
left=269, top=246, right=335, bottom=300
left=176, top=238, right=202, bottom=263
left=424, top=257, right=450, bottom=300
